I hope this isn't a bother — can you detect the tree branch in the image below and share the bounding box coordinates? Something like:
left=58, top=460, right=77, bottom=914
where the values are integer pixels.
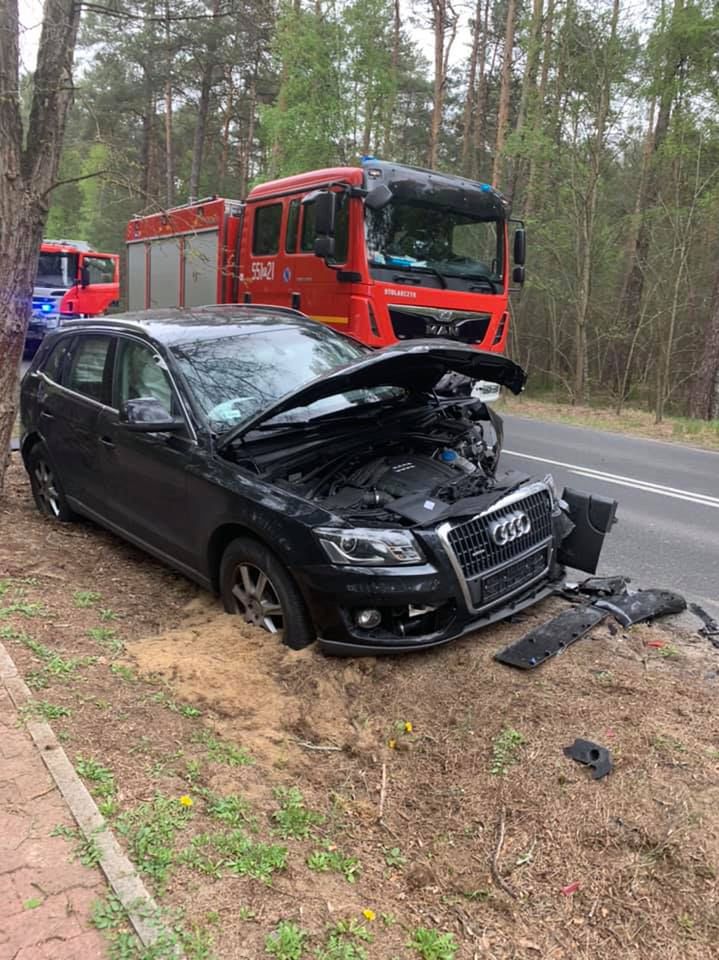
left=41, top=168, right=109, bottom=198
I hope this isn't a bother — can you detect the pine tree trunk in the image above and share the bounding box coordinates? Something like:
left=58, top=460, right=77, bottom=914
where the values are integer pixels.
left=460, top=0, right=483, bottom=176
left=492, top=0, right=517, bottom=187
left=509, top=0, right=544, bottom=198
left=573, top=0, right=618, bottom=404
left=0, top=0, right=82, bottom=492
left=470, top=0, right=492, bottom=180
left=689, top=269, right=719, bottom=420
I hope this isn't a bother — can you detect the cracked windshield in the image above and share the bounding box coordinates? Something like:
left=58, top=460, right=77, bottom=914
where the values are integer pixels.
left=365, top=201, right=504, bottom=288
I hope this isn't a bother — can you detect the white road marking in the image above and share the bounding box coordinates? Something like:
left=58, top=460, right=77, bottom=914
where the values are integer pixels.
left=504, top=449, right=719, bottom=509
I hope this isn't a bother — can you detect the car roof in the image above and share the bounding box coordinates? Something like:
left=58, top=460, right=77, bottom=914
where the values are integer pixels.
left=59, top=304, right=324, bottom=345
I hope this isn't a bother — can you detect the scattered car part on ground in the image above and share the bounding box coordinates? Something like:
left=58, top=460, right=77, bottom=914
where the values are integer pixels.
left=593, top=589, right=687, bottom=627
left=689, top=603, right=719, bottom=648
left=562, top=575, right=631, bottom=598
left=494, top=605, right=609, bottom=669
left=19, top=305, right=618, bottom=655
left=563, top=738, right=612, bottom=780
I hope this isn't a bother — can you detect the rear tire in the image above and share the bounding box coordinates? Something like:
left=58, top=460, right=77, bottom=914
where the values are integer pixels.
left=220, top=537, right=315, bottom=650
left=27, top=443, right=75, bottom=522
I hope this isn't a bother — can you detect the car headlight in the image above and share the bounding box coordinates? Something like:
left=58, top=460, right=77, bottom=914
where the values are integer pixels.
left=315, top=527, right=425, bottom=565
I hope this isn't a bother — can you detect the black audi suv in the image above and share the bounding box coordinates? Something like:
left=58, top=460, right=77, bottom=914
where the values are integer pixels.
left=20, top=305, right=616, bottom=654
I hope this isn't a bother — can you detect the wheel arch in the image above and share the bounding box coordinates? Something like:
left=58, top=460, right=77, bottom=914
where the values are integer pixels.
left=207, top=522, right=265, bottom=593
left=21, top=431, right=43, bottom=466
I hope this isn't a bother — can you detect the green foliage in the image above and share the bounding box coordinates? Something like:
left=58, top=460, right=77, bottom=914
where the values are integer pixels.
left=116, top=795, right=194, bottom=891
left=181, top=828, right=287, bottom=883
left=194, top=730, right=252, bottom=766
left=490, top=728, right=525, bottom=776
left=407, top=928, right=458, bottom=960
left=265, top=920, right=308, bottom=959
left=315, top=919, right=373, bottom=960
left=74, top=590, right=101, bottom=608
left=272, top=786, right=324, bottom=839
left=307, top=842, right=361, bottom=883
left=75, top=756, right=116, bottom=798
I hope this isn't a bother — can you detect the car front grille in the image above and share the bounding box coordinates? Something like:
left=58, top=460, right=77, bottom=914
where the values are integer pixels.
left=446, top=486, right=553, bottom=581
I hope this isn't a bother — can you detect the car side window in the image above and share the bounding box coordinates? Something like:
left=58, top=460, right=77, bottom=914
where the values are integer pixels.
left=65, top=335, right=113, bottom=403
left=83, top=256, right=116, bottom=285
left=115, top=339, right=177, bottom=416
left=41, top=337, right=73, bottom=384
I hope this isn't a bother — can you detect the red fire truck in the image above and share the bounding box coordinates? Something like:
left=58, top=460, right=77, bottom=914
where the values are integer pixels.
left=126, top=159, right=525, bottom=393
left=27, top=239, right=120, bottom=348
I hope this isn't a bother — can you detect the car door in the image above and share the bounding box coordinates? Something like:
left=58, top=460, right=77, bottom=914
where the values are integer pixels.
left=96, top=335, right=198, bottom=569
left=39, top=332, right=114, bottom=513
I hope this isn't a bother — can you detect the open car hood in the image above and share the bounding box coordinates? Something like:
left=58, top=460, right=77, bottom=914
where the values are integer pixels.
left=217, top=340, right=526, bottom=448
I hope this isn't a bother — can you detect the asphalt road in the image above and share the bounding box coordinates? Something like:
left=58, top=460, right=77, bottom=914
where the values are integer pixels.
left=502, top=414, right=719, bottom=621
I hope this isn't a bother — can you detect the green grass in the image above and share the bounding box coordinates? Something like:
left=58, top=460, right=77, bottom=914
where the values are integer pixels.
left=110, top=663, right=136, bottom=682
left=272, top=786, right=324, bottom=840
left=152, top=690, right=201, bottom=718
left=75, top=756, right=116, bottom=798
left=205, top=792, right=253, bottom=827
left=74, top=590, right=102, bottom=608
left=265, top=920, right=308, bottom=959
left=181, top=828, right=287, bottom=883
left=383, top=845, right=407, bottom=869
left=195, top=730, right=252, bottom=766
left=88, top=627, right=124, bottom=655
left=52, top=824, right=102, bottom=866
left=20, top=699, right=71, bottom=721
left=116, top=794, right=194, bottom=891
left=307, top=842, right=361, bottom=883
left=0, top=599, right=45, bottom=619
left=24, top=639, right=97, bottom=688
left=490, top=727, right=525, bottom=776
left=91, top=896, right=216, bottom=960
left=315, top=920, right=373, bottom=960
left=407, top=928, right=458, bottom=960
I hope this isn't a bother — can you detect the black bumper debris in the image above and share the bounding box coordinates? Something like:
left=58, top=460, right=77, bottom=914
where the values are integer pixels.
left=563, top=738, right=612, bottom=780
left=593, top=589, right=686, bottom=626
left=689, top=603, right=719, bottom=648
left=494, top=604, right=608, bottom=669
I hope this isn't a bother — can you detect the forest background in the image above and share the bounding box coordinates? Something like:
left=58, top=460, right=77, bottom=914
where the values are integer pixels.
left=25, top=0, right=719, bottom=421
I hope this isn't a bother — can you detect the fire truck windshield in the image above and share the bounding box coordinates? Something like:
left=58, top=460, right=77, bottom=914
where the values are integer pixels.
left=365, top=201, right=504, bottom=290
left=36, top=252, right=78, bottom=289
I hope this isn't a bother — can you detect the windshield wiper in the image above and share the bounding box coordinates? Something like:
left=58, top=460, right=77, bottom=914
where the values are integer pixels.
left=447, top=271, right=500, bottom=293
left=389, top=263, right=447, bottom=289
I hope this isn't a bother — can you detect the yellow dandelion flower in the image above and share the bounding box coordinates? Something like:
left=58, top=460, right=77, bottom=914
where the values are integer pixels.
left=179, top=794, right=193, bottom=807
left=388, top=739, right=397, bottom=749
left=362, top=909, right=376, bottom=922
left=404, top=721, right=413, bottom=733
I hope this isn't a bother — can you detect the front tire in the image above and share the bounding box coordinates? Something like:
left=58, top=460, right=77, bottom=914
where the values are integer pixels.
left=219, top=537, right=315, bottom=650
left=27, top=443, right=75, bottom=522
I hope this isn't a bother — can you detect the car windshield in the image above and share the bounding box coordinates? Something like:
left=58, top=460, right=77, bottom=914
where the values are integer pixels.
left=36, top=252, right=78, bottom=289
left=365, top=201, right=504, bottom=285
left=170, top=323, right=403, bottom=434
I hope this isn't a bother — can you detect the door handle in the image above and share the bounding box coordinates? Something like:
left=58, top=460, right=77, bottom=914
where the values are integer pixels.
left=99, top=436, right=115, bottom=448
left=40, top=409, right=55, bottom=421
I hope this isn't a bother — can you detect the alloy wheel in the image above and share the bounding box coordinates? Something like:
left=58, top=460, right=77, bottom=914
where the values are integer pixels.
left=34, top=460, right=61, bottom=518
left=231, top=562, right=284, bottom=633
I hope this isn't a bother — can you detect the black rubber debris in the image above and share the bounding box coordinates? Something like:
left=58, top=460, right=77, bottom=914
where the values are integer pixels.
left=689, top=603, right=719, bottom=648
left=494, top=605, right=608, bottom=669
left=594, top=589, right=686, bottom=626
left=564, top=738, right=612, bottom=780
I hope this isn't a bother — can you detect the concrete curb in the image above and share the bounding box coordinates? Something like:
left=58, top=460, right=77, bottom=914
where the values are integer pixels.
left=0, top=640, right=177, bottom=952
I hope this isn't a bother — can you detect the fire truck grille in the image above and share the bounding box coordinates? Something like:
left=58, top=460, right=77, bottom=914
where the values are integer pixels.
left=389, top=306, right=491, bottom=344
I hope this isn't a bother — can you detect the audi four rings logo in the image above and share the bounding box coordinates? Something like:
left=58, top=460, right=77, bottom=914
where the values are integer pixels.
left=489, top=510, right=532, bottom=546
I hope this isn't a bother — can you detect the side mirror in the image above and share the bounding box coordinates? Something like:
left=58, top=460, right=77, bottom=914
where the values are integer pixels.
left=80, top=265, right=91, bottom=288
left=365, top=183, right=393, bottom=211
left=314, top=235, right=336, bottom=259
left=119, top=397, right=185, bottom=433
left=513, top=228, right=526, bottom=266
left=512, top=265, right=525, bottom=285
left=311, top=190, right=337, bottom=237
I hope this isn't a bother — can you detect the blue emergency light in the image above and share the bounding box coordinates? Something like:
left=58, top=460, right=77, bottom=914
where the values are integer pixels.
left=41, top=303, right=54, bottom=313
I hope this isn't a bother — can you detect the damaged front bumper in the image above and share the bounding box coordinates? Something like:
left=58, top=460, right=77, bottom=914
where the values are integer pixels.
left=296, top=481, right=618, bottom=656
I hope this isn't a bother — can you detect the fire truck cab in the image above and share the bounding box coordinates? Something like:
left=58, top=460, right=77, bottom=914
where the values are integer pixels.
left=27, top=239, right=120, bottom=348
left=126, top=159, right=526, bottom=396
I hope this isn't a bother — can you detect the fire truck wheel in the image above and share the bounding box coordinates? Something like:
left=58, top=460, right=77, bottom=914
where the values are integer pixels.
left=27, top=443, right=76, bottom=523
left=220, top=537, right=315, bottom=650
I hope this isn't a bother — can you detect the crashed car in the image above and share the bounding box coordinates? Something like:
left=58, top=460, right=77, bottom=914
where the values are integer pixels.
left=20, top=305, right=616, bottom=655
